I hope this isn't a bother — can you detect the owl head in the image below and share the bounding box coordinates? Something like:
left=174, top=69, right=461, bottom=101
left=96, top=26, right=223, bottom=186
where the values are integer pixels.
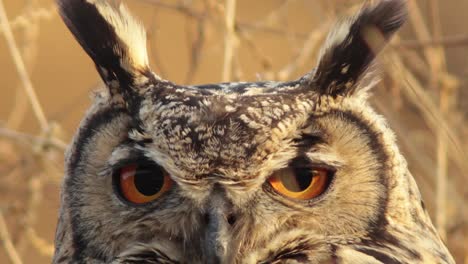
left=53, top=0, right=454, bottom=263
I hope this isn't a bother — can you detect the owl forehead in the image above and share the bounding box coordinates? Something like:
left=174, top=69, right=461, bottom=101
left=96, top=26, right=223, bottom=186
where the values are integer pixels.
left=133, top=82, right=320, bottom=178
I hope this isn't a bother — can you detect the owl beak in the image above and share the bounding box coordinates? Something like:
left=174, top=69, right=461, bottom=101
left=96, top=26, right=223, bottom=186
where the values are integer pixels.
left=203, top=190, right=237, bottom=263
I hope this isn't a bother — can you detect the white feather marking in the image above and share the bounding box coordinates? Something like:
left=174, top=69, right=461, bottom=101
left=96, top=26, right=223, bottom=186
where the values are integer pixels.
left=317, top=17, right=352, bottom=61
left=87, top=0, right=149, bottom=73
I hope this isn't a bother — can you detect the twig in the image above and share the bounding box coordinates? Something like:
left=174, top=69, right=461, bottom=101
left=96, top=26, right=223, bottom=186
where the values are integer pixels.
left=408, top=0, right=449, bottom=241
left=237, top=29, right=273, bottom=72
left=396, top=35, right=468, bottom=48
left=276, top=25, right=327, bottom=81
left=138, top=0, right=202, bottom=18
left=184, top=15, right=206, bottom=83
left=222, top=0, right=237, bottom=81
left=0, top=5, right=55, bottom=35
left=139, top=0, right=309, bottom=40
left=0, top=212, right=23, bottom=264
left=430, top=0, right=449, bottom=242
left=0, top=127, right=67, bottom=151
left=16, top=175, right=46, bottom=257
left=0, top=0, right=48, bottom=131
left=386, top=52, right=467, bottom=186
left=7, top=5, right=41, bottom=129
left=146, top=9, right=169, bottom=79
left=25, top=228, right=54, bottom=257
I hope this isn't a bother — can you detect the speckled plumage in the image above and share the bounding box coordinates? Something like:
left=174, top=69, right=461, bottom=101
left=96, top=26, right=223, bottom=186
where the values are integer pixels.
left=53, top=0, right=454, bottom=263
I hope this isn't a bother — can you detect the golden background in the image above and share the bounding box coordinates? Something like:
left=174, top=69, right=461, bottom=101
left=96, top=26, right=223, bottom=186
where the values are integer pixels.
left=0, top=0, right=466, bottom=263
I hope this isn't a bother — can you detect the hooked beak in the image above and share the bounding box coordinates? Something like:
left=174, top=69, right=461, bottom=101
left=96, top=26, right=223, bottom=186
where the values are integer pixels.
left=203, top=190, right=237, bottom=263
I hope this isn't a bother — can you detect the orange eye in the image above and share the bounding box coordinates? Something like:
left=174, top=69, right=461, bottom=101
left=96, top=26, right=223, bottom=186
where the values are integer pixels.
left=268, top=167, right=331, bottom=200
left=117, top=162, right=173, bottom=204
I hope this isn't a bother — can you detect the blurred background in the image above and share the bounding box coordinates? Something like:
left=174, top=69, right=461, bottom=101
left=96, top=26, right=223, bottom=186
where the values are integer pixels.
left=0, top=0, right=467, bottom=263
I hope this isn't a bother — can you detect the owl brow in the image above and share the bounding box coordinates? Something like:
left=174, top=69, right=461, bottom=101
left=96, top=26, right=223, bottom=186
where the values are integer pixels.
left=110, top=153, right=153, bottom=171
left=127, top=126, right=154, bottom=146
left=293, top=132, right=325, bottom=151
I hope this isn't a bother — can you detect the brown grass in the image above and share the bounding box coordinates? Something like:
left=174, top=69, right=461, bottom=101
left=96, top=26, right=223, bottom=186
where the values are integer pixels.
left=0, top=0, right=466, bottom=263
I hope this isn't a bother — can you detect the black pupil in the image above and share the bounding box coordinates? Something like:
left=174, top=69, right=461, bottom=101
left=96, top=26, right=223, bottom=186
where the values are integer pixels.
left=133, top=164, right=165, bottom=196
left=289, top=168, right=313, bottom=191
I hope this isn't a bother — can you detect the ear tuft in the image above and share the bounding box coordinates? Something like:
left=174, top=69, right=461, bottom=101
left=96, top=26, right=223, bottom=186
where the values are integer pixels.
left=57, top=0, right=158, bottom=95
left=310, top=0, right=407, bottom=97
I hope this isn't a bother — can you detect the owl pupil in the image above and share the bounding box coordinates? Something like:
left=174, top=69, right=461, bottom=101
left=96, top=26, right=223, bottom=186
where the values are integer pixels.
left=281, top=168, right=313, bottom=192
left=133, top=165, right=164, bottom=196
left=295, top=169, right=313, bottom=191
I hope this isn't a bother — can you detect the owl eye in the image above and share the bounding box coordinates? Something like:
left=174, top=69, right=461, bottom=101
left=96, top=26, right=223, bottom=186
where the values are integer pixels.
left=268, top=167, right=332, bottom=200
left=115, top=162, right=173, bottom=204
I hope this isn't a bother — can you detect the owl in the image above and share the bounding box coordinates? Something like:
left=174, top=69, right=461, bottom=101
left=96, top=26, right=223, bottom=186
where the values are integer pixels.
left=53, top=0, right=455, bottom=263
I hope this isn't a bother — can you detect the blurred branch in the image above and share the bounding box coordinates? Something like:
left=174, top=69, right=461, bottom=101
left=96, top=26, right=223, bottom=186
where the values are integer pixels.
left=0, top=212, right=23, bottom=264
left=0, top=127, right=67, bottom=151
left=427, top=0, right=448, bottom=242
left=184, top=11, right=206, bottom=83
left=146, top=9, right=169, bottom=79
left=25, top=228, right=54, bottom=257
left=397, top=34, right=468, bottom=48
left=222, top=0, right=237, bottom=81
left=7, top=5, right=42, bottom=129
left=0, top=4, right=55, bottom=35
left=138, top=0, right=201, bottom=18
left=0, top=0, right=48, bottom=131
left=276, top=23, right=328, bottom=80
left=139, top=0, right=309, bottom=39
left=387, top=52, right=467, bottom=183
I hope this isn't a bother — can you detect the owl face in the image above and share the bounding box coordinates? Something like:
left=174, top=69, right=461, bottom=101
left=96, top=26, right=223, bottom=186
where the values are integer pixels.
left=65, top=83, right=387, bottom=263
left=53, top=0, right=454, bottom=263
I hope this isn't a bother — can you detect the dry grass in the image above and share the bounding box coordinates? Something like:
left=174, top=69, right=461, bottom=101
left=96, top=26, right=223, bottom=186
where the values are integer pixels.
left=0, top=0, right=466, bottom=263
